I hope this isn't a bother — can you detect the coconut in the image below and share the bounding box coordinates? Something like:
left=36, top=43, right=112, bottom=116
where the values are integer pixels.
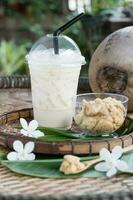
left=89, top=26, right=133, bottom=111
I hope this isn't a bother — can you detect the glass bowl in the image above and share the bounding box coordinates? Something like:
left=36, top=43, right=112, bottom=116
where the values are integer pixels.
left=73, top=93, right=128, bottom=136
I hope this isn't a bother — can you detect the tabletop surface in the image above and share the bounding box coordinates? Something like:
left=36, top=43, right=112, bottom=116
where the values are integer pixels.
left=0, top=89, right=133, bottom=200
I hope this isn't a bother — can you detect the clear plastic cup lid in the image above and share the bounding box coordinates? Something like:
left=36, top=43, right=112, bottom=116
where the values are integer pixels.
left=26, top=34, right=86, bottom=67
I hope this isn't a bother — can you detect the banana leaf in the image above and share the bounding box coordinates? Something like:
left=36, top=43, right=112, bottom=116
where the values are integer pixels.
left=2, top=151, right=133, bottom=178
left=1, top=156, right=102, bottom=178
left=15, top=119, right=133, bottom=141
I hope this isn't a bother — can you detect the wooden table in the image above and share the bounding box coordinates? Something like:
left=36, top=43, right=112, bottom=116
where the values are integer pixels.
left=0, top=85, right=133, bottom=199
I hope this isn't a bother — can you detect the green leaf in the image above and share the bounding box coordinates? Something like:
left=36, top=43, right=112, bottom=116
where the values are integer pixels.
left=126, top=120, right=133, bottom=134
left=0, top=40, right=27, bottom=75
left=16, top=125, right=114, bottom=140
left=40, top=127, right=83, bottom=139
left=15, top=118, right=133, bottom=141
left=15, top=125, right=84, bottom=139
left=1, top=156, right=103, bottom=178
left=0, top=150, right=7, bottom=160
left=2, top=151, right=133, bottom=178
left=39, top=135, right=73, bottom=141
left=121, top=151, right=133, bottom=174
left=118, top=128, right=128, bottom=136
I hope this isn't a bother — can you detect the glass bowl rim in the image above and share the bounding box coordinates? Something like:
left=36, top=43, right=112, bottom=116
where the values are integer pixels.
left=76, top=93, right=129, bottom=104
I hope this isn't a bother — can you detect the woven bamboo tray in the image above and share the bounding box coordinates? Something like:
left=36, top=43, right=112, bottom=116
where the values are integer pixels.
left=0, top=108, right=133, bottom=155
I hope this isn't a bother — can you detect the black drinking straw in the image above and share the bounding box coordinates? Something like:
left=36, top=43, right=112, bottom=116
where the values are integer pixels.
left=53, top=13, right=84, bottom=55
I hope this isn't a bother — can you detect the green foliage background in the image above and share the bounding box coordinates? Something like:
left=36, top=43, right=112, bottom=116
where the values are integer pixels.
left=0, top=0, right=132, bottom=75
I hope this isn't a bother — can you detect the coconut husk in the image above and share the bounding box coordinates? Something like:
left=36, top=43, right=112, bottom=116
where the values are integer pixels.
left=89, top=26, right=133, bottom=111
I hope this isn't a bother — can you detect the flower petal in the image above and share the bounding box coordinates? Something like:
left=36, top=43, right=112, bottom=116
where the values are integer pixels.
left=17, top=152, right=27, bottom=160
left=20, top=129, right=28, bottom=136
left=13, top=140, right=23, bottom=153
left=28, top=133, right=35, bottom=138
left=24, top=142, right=35, bottom=153
left=26, top=153, right=36, bottom=160
left=28, top=120, right=38, bottom=131
left=95, top=162, right=111, bottom=172
left=112, top=146, right=123, bottom=160
left=20, top=118, right=28, bottom=130
left=100, top=148, right=111, bottom=161
left=116, top=160, right=128, bottom=172
left=106, top=167, right=117, bottom=177
left=7, top=152, right=18, bottom=161
left=32, top=130, right=44, bottom=138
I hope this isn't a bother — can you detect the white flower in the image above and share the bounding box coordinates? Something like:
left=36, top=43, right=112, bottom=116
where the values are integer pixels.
left=20, top=118, right=44, bottom=138
left=7, top=140, right=35, bottom=161
left=95, top=146, right=128, bottom=177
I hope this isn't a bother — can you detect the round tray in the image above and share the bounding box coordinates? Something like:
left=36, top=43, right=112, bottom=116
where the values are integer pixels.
left=0, top=108, right=133, bottom=155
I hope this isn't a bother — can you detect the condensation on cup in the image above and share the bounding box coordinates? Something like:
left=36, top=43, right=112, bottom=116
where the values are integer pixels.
left=26, top=34, right=86, bottom=129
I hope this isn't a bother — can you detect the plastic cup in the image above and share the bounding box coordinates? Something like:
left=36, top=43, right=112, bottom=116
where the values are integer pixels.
left=26, top=34, right=85, bottom=129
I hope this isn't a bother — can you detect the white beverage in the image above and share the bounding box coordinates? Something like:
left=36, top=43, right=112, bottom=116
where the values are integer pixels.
left=27, top=35, right=85, bottom=128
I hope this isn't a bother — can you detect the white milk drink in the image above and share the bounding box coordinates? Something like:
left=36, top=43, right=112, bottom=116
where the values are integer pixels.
left=26, top=34, right=85, bottom=128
